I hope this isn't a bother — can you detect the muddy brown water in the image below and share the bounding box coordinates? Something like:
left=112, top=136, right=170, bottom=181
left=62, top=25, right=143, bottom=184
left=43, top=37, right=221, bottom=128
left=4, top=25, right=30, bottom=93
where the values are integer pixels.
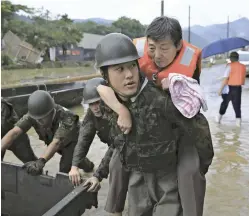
left=3, top=64, right=249, bottom=215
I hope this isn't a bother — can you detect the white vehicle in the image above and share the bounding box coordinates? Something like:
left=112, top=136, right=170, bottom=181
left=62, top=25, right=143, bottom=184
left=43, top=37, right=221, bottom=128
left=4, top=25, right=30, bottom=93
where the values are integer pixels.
left=226, top=50, right=249, bottom=76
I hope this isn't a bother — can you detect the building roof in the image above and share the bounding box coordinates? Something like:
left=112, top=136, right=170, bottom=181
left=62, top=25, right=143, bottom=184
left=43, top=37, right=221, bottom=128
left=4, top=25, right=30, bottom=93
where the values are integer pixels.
left=78, top=33, right=105, bottom=49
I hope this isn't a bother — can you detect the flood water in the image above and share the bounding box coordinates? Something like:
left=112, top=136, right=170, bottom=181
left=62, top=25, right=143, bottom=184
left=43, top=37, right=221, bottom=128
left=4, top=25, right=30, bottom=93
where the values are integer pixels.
left=200, top=64, right=249, bottom=216
left=3, top=64, right=249, bottom=215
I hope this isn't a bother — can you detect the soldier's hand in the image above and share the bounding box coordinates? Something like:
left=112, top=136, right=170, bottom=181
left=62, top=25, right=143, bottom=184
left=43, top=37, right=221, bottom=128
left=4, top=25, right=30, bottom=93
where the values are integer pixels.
left=69, top=166, right=82, bottom=186
left=22, top=158, right=46, bottom=176
left=83, top=176, right=101, bottom=192
left=161, top=78, right=170, bottom=90
left=118, top=105, right=132, bottom=134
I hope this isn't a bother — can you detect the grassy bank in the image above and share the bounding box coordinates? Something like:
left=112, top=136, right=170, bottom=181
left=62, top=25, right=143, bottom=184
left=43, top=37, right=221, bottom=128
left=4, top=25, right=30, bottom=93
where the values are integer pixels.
left=1, top=66, right=96, bottom=86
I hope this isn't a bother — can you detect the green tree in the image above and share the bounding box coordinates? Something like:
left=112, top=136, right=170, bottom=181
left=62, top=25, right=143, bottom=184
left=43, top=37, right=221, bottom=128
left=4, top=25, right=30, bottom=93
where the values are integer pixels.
left=112, top=16, right=146, bottom=38
left=1, top=0, right=33, bottom=35
left=4, top=5, right=83, bottom=60
left=76, top=21, right=120, bottom=35
left=1, top=0, right=32, bottom=20
left=60, top=14, right=73, bottom=23
left=2, top=2, right=148, bottom=63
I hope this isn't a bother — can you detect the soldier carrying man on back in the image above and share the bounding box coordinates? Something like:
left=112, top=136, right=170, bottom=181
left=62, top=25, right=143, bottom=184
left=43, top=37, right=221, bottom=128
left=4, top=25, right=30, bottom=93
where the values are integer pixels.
left=96, top=16, right=214, bottom=216
left=84, top=33, right=214, bottom=216
left=1, top=90, right=94, bottom=175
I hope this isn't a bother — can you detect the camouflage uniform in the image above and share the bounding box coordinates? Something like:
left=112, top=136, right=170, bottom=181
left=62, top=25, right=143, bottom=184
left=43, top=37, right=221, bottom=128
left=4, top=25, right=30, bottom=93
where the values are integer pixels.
left=98, top=80, right=214, bottom=216
left=72, top=107, right=110, bottom=167
left=72, top=107, right=129, bottom=213
left=1, top=98, right=37, bottom=162
left=15, top=104, right=93, bottom=173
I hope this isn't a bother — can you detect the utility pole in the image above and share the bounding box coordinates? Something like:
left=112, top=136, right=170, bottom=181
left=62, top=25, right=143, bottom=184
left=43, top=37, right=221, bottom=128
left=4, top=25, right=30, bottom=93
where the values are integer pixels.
left=188, top=5, right=191, bottom=43
left=161, top=0, right=164, bottom=16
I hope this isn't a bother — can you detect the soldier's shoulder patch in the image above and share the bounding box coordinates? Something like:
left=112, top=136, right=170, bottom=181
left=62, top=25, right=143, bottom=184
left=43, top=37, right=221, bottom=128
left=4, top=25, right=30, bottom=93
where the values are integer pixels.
left=62, top=113, right=79, bottom=126
left=66, top=116, right=74, bottom=124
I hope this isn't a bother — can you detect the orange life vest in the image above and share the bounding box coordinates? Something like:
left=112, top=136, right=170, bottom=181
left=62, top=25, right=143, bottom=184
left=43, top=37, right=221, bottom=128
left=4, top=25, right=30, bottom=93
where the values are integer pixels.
left=227, top=62, right=246, bottom=86
left=133, top=37, right=202, bottom=85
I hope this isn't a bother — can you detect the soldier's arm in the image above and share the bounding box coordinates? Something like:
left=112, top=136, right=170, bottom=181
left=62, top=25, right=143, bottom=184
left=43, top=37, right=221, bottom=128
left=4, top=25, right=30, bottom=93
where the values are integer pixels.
left=97, top=85, right=132, bottom=134
left=97, top=85, right=125, bottom=114
left=1, top=126, right=23, bottom=153
left=41, top=114, right=79, bottom=162
left=93, top=146, right=114, bottom=181
left=1, top=114, right=32, bottom=153
left=72, top=109, right=96, bottom=168
left=40, top=138, right=61, bottom=162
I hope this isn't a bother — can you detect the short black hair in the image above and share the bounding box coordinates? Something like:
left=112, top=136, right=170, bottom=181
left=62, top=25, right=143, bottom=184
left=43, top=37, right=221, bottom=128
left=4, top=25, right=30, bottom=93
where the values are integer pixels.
left=100, top=66, right=108, bottom=81
left=145, top=16, right=182, bottom=47
left=230, top=52, right=239, bottom=61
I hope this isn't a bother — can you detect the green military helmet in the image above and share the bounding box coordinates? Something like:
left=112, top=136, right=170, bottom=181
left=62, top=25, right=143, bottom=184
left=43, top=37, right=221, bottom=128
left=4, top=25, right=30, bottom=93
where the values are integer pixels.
left=95, top=33, right=140, bottom=68
left=83, top=77, right=106, bottom=104
left=28, top=90, right=55, bottom=120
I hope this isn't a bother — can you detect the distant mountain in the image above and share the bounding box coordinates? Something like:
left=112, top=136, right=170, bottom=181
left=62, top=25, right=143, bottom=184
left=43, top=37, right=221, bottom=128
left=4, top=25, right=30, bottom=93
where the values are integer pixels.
left=75, top=17, right=249, bottom=48
left=13, top=15, right=114, bottom=26
left=182, top=30, right=209, bottom=48
left=14, top=14, right=249, bottom=48
left=73, top=18, right=114, bottom=26
left=191, top=17, right=249, bottom=43
left=229, top=18, right=249, bottom=39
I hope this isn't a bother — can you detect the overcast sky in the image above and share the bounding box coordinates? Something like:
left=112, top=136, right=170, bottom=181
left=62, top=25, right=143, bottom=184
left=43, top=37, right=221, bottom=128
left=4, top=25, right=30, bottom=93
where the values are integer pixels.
left=12, top=0, right=249, bottom=27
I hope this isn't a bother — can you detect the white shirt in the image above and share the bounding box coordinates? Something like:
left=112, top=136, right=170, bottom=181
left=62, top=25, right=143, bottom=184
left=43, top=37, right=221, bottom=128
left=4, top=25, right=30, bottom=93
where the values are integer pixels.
left=222, top=65, right=231, bottom=94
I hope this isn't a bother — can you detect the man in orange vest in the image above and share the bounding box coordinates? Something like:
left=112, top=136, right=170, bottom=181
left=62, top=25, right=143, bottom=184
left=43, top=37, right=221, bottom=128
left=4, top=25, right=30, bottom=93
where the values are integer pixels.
left=97, top=16, right=213, bottom=216
left=133, top=17, right=202, bottom=85
left=217, top=52, right=246, bottom=126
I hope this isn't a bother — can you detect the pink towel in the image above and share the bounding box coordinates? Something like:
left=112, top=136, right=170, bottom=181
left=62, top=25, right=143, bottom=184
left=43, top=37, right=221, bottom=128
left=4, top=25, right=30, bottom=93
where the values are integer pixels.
left=162, top=73, right=208, bottom=118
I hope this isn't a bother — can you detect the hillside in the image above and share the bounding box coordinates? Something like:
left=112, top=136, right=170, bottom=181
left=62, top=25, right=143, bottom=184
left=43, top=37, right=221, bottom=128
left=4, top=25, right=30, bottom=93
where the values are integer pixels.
left=14, top=14, right=249, bottom=48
